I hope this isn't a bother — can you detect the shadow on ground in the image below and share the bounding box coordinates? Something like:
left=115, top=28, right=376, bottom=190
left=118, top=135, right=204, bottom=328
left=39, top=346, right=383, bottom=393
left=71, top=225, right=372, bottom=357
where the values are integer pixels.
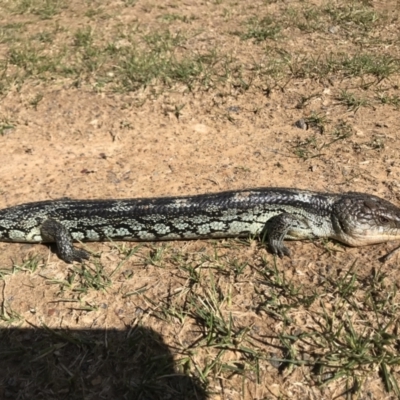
left=0, top=325, right=207, bottom=400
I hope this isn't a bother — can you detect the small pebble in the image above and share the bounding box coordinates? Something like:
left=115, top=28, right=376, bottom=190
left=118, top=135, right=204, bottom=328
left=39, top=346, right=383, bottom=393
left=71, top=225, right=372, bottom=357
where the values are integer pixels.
left=294, top=118, right=308, bottom=130
left=268, top=352, right=282, bottom=369
left=135, top=307, right=145, bottom=316
left=328, top=26, right=339, bottom=34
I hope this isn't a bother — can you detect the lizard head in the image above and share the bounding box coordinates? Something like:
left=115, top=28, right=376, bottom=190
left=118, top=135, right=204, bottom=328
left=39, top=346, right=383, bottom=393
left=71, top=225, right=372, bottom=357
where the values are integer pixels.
left=332, top=193, right=400, bottom=246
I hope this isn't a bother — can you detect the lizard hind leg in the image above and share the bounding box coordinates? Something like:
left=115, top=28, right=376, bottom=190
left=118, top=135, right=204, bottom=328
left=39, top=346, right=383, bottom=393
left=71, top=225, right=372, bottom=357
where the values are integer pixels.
left=40, top=219, right=90, bottom=263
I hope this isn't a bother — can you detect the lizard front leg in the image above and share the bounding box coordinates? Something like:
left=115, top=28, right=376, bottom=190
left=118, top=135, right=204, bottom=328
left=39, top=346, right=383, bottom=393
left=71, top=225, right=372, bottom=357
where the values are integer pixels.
left=262, top=212, right=304, bottom=257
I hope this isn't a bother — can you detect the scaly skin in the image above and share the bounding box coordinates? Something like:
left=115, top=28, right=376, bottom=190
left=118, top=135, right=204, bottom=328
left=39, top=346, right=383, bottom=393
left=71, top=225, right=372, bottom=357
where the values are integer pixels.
left=1, top=188, right=400, bottom=262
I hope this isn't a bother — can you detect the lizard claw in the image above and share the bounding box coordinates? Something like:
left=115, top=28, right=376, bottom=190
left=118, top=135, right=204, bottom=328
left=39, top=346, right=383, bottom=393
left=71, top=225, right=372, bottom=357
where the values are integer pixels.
left=269, top=242, right=291, bottom=258
left=70, top=248, right=91, bottom=263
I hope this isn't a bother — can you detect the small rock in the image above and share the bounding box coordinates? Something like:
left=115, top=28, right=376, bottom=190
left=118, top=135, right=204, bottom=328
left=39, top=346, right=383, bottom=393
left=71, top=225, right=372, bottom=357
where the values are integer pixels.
left=294, top=118, right=308, bottom=130
left=227, top=106, right=240, bottom=113
left=268, top=352, right=282, bottom=369
left=192, top=124, right=209, bottom=134
left=355, top=129, right=365, bottom=137
left=135, top=307, right=145, bottom=316
left=309, top=165, right=317, bottom=172
left=328, top=26, right=339, bottom=34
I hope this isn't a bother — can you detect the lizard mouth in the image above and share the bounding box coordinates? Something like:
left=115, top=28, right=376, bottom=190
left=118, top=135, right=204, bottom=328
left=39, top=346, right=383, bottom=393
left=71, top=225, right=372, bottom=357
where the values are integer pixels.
left=342, top=229, right=400, bottom=246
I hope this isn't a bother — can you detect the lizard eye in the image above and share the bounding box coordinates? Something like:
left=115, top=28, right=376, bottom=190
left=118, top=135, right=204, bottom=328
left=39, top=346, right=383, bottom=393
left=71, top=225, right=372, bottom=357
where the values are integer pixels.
left=378, top=215, right=390, bottom=224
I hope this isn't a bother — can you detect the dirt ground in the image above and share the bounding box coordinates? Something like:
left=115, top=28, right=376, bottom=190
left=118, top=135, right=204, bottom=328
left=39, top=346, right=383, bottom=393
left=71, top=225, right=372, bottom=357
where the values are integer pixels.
left=0, top=0, right=400, bottom=399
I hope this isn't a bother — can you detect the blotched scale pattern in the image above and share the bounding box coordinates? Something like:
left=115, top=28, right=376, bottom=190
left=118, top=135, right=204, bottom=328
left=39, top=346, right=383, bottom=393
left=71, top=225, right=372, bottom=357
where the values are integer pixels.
left=0, top=188, right=337, bottom=243
left=2, top=187, right=400, bottom=250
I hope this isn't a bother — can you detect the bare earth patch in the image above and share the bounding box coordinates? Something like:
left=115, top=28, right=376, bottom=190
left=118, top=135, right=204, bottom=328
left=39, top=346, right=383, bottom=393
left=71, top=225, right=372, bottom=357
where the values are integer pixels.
left=0, top=0, right=400, bottom=399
